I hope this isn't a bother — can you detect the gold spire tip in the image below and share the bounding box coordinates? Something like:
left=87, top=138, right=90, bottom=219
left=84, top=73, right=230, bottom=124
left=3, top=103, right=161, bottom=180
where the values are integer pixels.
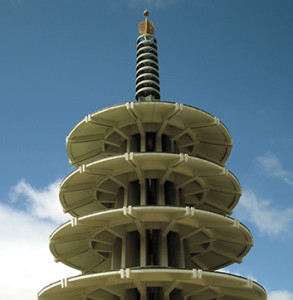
left=139, top=9, right=154, bottom=35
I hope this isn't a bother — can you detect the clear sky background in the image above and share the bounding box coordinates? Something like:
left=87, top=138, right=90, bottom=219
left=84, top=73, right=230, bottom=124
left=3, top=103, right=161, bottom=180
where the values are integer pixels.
left=0, top=0, right=292, bottom=299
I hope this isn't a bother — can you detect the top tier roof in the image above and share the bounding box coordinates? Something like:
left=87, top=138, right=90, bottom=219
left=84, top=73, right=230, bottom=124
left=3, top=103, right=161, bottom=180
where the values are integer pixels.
left=66, top=101, right=232, bottom=167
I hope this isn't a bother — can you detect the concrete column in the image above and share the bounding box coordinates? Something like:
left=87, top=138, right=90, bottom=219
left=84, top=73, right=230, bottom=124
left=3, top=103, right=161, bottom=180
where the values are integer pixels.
left=183, top=239, right=192, bottom=269
left=156, top=134, right=162, bottom=152
left=140, top=180, right=146, bottom=205
left=121, top=237, right=126, bottom=269
left=158, top=184, right=165, bottom=205
left=141, top=133, right=146, bottom=152
left=123, top=187, right=128, bottom=207
left=140, top=233, right=146, bottom=267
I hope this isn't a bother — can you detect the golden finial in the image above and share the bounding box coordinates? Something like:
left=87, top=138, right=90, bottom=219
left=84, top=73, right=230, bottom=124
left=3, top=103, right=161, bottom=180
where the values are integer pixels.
left=139, top=10, right=154, bottom=35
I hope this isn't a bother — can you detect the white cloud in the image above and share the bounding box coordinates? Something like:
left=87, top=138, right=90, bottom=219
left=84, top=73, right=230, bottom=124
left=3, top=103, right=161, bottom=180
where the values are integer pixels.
left=1, top=179, right=79, bottom=300
left=9, top=178, right=69, bottom=223
left=257, top=153, right=293, bottom=186
left=268, top=290, right=293, bottom=300
left=234, top=189, right=293, bottom=236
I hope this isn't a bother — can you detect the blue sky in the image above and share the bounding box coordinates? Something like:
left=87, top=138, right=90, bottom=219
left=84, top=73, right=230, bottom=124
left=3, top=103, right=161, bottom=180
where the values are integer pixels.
left=0, top=0, right=293, bottom=299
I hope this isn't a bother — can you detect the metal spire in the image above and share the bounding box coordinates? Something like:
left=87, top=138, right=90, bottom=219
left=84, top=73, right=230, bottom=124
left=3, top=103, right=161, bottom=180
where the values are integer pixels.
left=135, top=10, right=161, bottom=101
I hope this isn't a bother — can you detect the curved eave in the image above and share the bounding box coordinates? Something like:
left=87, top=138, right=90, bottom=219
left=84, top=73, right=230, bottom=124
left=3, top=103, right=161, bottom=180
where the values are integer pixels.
left=66, top=102, right=232, bottom=167
left=59, top=153, right=241, bottom=217
left=49, top=206, right=252, bottom=273
left=38, top=268, right=266, bottom=300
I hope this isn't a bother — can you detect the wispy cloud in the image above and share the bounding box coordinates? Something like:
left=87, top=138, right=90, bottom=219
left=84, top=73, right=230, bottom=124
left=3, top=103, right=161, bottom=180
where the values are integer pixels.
left=9, top=178, right=69, bottom=223
left=268, top=290, right=293, bottom=300
left=1, top=179, right=78, bottom=300
left=234, top=189, right=293, bottom=237
left=257, top=153, right=293, bottom=186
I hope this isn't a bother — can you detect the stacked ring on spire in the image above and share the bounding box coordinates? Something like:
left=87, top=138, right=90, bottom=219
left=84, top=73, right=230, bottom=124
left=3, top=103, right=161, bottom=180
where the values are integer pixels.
left=136, top=34, right=160, bottom=101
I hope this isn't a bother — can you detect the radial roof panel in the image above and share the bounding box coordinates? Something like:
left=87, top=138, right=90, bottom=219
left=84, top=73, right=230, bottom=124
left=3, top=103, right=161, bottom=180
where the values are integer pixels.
left=66, top=102, right=232, bottom=167
left=50, top=207, right=252, bottom=273
left=60, top=153, right=241, bottom=217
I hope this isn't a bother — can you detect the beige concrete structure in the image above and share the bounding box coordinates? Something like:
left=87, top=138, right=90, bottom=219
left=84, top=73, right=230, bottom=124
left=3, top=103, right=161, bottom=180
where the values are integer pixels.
left=38, top=11, right=267, bottom=300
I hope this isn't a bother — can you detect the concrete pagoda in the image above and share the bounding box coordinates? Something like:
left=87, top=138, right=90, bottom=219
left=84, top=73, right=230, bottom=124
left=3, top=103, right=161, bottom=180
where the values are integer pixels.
left=38, top=11, right=267, bottom=300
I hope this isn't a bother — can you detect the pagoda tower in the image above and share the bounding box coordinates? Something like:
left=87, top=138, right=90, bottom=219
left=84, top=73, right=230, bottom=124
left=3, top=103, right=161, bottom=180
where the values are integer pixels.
left=38, top=11, right=267, bottom=300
